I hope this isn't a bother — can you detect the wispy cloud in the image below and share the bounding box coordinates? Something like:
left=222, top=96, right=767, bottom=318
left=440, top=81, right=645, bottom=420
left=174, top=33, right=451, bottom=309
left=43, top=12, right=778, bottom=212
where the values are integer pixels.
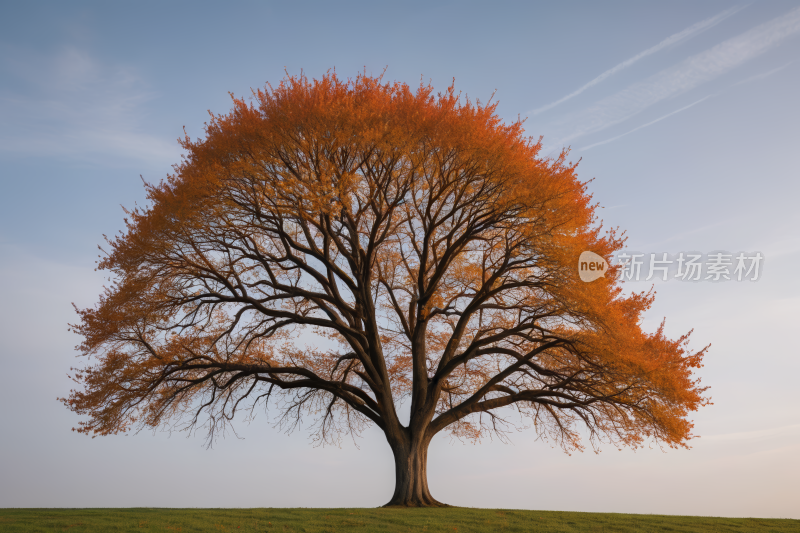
left=530, top=5, right=747, bottom=115
left=579, top=94, right=716, bottom=150
left=578, top=59, right=796, bottom=150
left=733, top=60, right=794, bottom=85
left=548, top=6, right=800, bottom=148
left=0, top=47, right=178, bottom=165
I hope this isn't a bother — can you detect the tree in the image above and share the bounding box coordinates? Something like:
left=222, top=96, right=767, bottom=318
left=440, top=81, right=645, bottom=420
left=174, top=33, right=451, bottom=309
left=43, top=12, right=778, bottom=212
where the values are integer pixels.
left=64, top=72, right=709, bottom=507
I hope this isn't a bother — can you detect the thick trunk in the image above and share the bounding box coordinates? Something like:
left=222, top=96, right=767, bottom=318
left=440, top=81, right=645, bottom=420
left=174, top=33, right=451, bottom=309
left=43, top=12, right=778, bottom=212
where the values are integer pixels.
left=384, top=433, right=447, bottom=507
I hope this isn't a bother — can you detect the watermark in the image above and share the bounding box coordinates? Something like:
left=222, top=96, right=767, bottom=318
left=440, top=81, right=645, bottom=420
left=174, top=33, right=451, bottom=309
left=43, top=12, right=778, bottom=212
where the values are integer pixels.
left=578, top=251, right=609, bottom=282
left=579, top=251, right=763, bottom=282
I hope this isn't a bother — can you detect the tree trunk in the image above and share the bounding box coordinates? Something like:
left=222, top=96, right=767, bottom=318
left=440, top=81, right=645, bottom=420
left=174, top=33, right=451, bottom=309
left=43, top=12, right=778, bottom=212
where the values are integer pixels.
left=384, top=433, right=447, bottom=507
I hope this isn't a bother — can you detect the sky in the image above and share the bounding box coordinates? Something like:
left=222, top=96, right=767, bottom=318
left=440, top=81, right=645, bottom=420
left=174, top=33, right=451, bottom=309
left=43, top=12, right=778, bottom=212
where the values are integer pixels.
left=1, top=0, right=799, bottom=519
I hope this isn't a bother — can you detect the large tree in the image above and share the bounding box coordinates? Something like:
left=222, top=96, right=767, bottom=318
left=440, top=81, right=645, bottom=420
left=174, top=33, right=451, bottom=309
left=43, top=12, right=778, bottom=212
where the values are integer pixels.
left=64, top=72, right=709, bottom=507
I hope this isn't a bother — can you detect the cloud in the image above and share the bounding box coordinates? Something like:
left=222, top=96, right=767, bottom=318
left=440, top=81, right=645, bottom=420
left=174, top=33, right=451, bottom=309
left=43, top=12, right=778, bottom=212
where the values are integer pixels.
left=733, top=60, right=794, bottom=85
left=548, top=6, right=800, bottom=147
left=530, top=5, right=747, bottom=115
left=577, top=59, right=794, bottom=151
left=579, top=94, right=716, bottom=150
left=0, top=47, right=179, bottom=165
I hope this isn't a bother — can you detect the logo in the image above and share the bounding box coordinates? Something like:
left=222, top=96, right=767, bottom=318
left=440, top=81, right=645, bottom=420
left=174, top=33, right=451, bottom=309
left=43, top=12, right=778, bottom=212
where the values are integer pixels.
left=579, top=251, right=608, bottom=282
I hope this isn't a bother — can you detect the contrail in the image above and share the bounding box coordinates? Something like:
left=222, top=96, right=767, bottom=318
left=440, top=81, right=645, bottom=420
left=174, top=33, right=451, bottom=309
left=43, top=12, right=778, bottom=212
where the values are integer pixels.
left=733, top=61, right=794, bottom=86
left=579, top=60, right=794, bottom=151
left=551, top=5, right=800, bottom=147
left=579, top=94, right=716, bottom=150
left=530, top=5, right=748, bottom=115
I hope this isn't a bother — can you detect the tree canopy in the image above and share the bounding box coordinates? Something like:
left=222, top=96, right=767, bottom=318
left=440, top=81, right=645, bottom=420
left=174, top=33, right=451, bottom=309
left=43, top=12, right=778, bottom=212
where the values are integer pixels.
left=64, top=72, right=709, bottom=507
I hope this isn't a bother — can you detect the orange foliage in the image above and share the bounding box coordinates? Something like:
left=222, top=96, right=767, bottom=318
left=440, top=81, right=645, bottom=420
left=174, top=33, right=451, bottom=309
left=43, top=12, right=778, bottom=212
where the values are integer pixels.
left=64, top=71, right=709, bottom=460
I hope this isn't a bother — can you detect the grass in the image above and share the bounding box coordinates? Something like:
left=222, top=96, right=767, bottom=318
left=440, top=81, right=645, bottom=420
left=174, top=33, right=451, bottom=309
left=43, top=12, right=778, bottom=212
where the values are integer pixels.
left=0, top=508, right=797, bottom=532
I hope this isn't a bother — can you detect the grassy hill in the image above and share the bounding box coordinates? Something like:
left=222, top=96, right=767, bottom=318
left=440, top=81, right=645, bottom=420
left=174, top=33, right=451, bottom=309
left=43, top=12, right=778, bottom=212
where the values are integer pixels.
left=0, top=507, right=797, bottom=532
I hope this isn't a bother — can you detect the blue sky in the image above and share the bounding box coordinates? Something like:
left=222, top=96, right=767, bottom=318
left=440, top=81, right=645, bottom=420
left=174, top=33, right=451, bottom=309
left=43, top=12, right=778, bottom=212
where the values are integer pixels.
left=1, top=0, right=798, bottom=518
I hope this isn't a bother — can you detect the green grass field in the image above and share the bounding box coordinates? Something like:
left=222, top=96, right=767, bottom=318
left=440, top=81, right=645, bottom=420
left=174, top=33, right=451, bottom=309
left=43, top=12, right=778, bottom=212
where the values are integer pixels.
left=0, top=508, right=797, bottom=532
